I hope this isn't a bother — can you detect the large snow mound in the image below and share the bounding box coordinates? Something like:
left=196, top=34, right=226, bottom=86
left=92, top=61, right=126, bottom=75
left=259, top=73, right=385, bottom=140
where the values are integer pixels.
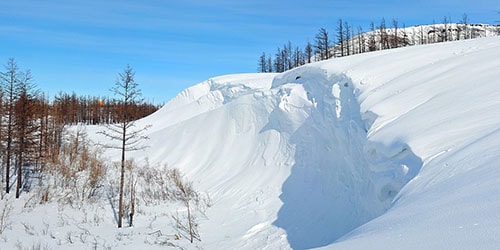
left=116, top=36, right=500, bottom=249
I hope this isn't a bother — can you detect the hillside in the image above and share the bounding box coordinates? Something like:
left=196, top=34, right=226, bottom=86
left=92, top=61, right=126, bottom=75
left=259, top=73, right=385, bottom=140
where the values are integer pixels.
left=1, top=36, right=499, bottom=250
left=128, top=36, right=500, bottom=249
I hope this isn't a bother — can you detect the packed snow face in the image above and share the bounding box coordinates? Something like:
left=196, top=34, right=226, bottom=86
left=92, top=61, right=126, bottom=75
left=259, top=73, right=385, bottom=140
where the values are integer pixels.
left=269, top=68, right=421, bottom=249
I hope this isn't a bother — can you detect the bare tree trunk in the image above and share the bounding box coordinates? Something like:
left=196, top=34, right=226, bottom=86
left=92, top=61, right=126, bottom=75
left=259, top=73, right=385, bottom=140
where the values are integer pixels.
left=129, top=189, right=135, bottom=227
left=128, top=160, right=136, bottom=227
left=5, top=137, right=11, bottom=194
left=118, top=122, right=126, bottom=228
left=186, top=200, right=193, bottom=243
left=15, top=142, right=23, bottom=198
left=5, top=72, right=15, bottom=194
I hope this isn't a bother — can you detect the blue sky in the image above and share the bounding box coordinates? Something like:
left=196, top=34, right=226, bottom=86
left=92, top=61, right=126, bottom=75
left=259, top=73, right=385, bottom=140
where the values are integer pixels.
left=1, top=0, right=498, bottom=103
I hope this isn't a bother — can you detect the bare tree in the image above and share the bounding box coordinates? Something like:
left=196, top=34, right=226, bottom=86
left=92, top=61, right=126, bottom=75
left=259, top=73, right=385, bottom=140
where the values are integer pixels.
left=258, top=52, right=267, bottom=73
left=34, top=94, right=50, bottom=173
left=283, top=41, right=293, bottom=71
left=336, top=19, right=344, bottom=57
left=98, top=65, right=150, bottom=228
left=428, top=21, right=438, bottom=44
left=0, top=58, right=21, bottom=194
left=379, top=18, right=389, bottom=50
left=126, top=159, right=138, bottom=227
left=357, top=26, right=365, bottom=53
left=442, top=16, right=450, bottom=42
left=419, top=25, right=425, bottom=44
left=351, top=25, right=356, bottom=54
left=462, top=13, right=469, bottom=40
left=368, top=22, right=377, bottom=51
left=14, top=69, right=38, bottom=198
left=292, top=46, right=303, bottom=68
left=315, top=28, right=331, bottom=60
left=343, top=21, right=351, bottom=56
left=392, top=18, right=399, bottom=48
left=266, top=56, right=273, bottom=73
left=401, top=23, right=409, bottom=46
left=274, top=47, right=283, bottom=72
left=0, top=90, right=3, bottom=187
left=304, top=42, right=312, bottom=64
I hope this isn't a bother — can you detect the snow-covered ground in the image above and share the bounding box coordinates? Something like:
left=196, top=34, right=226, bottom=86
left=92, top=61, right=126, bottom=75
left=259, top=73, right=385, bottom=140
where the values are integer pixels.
left=2, top=36, right=500, bottom=249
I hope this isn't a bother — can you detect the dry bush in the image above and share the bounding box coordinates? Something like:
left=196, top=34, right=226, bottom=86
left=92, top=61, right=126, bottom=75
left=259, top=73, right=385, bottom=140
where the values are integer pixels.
left=0, top=197, right=13, bottom=235
left=35, top=126, right=107, bottom=206
left=137, top=164, right=172, bottom=205
left=137, top=164, right=202, bottom=206
left=120, top=159, right=138, bottom=227
left=136, top=164, right=209, bottom=243
left=171, top=211, right=200, bottom=243
left=168, top=168, right=200, bottom=243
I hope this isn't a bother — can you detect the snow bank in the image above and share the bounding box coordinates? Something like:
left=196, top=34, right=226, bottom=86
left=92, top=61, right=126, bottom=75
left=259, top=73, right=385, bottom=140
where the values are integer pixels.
left=68, top=36, right=500, bottom=249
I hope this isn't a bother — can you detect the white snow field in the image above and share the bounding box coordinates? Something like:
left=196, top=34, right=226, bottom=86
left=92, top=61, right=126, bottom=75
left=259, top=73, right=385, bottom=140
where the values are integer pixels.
left=127, top=36, right=500, bottom=249
left=2, top=36, right=500, bottom=250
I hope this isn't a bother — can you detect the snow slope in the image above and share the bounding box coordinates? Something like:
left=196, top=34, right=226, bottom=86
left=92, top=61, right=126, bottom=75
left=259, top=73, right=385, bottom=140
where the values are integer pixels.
left=320, top=37, right=500, bottom=250
left=117, top=36, right=500, bottom=249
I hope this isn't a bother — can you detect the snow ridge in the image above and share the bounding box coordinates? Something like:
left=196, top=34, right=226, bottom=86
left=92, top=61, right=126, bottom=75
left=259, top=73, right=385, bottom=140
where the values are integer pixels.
left=136, top=62, right=422, bottom=249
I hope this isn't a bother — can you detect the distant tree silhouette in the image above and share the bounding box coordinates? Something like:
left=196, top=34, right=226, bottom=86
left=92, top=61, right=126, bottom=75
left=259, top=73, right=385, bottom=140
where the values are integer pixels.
left=392, top=18, right=399, bottom=48
left=379, top=18, right=390, bottom=50
left=256, top=13, right=498, bottom=71
left=461, top=13, right=469, bottom=39
left=368, top=22, right=377, bottom=51
left=357, top=26, right=365, bottom=53
left=258, top=52, right=267, bottom=73
left=305, top=42, right=312, bottom=63
left=344, top=21, right=351, bottom=55
left=315, top=28, right=331, bottom=60
left=336, top=20, right=344, bottom=56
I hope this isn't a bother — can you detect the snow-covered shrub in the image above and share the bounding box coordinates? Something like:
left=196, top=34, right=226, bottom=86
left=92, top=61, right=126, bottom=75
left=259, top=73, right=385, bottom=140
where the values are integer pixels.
left=0, top=197, right=13, bottom=235
left=33, top=127, right=107, bottom=207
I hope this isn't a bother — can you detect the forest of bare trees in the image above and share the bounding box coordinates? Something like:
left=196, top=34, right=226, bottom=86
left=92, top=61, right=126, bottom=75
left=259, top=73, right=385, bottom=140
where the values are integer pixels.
left=0, top=60, right=210, bottom=245
left=258, top=14, right=500, bottom=73
left=0, top=58, right=160, bottom=199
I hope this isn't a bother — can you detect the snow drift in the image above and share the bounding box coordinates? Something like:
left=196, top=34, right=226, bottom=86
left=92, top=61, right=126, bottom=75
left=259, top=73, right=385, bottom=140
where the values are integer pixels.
left=107, top=36, right=500, bottom=249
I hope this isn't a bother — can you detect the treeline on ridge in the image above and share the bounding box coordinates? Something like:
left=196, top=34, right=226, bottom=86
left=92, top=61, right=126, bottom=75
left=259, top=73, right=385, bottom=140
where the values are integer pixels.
left=259, top=14, right=500, bottom=73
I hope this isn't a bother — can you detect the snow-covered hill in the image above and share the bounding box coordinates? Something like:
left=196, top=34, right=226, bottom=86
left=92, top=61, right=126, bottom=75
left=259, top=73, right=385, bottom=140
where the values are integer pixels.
left=2, top=36, right=499, bottom=250
left=123, top=36, right=500, bottom=249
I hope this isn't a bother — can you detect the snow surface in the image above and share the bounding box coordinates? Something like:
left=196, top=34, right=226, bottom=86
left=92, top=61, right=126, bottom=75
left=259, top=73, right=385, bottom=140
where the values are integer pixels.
left=129, top=36, right=500, bottom=249
left=2, top=36, right=500, bottom=249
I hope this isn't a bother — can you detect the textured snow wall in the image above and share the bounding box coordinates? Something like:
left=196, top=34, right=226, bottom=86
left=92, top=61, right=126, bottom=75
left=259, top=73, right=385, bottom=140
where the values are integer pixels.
left=269, top=67, right=422, bottom=249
